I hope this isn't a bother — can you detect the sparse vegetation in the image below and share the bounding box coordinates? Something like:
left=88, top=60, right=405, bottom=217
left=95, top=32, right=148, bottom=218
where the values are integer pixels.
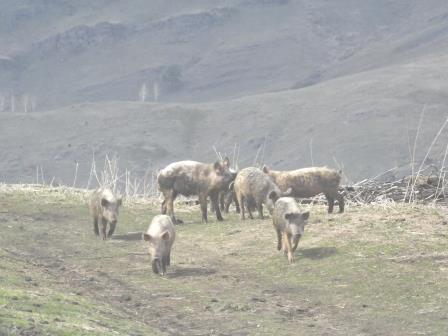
left=1, top=186, right=448, bottom=335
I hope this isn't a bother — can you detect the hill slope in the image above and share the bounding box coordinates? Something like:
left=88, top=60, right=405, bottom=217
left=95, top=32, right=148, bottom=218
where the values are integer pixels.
left=1, top=51, right=447, bottom=185
left=2, top=1, right=448, bottom=109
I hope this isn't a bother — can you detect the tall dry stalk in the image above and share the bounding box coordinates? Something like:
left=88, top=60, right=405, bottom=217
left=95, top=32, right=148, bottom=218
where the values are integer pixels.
left=408, top=117, right=448, bottom=203
left=433, top=142, right=448, bottom=203
left=404, top=106, right=426, bottom=202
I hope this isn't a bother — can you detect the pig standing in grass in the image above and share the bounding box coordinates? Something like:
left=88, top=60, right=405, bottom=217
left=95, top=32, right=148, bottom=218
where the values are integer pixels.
left=263, top=166, right=344, bottom=213
left=143, top=215, right=176, bottom=275
left=273, top=197, right=309, bottom=263
left=89, top=188, right=122, bottom=240
left=233, top=167, right=291, bottom=220
left=157, top=158, right=236, bottom=223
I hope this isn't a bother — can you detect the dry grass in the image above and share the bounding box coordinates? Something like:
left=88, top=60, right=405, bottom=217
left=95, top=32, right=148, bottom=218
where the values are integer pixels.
left=1, top=186, right=448, bottom=335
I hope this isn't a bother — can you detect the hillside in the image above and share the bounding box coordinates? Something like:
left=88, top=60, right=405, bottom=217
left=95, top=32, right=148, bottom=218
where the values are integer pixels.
left=1, top=50, right=447, bottom=185
left=2, top=1, right=448, bottom=110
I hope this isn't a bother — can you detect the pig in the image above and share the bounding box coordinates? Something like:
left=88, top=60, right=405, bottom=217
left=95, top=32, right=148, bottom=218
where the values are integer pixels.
left=262, top=166, right=344, bottom=213
left=272, top=197, right=309, bottom=263
left=143, top=215, right=176, bottom=275
left=89, top=187, right=122, bottom=240
left=233, top=167, right=291, bottom=220
left=211, top=181, right=240, bottom=214
left=157, top=158, right=236, bottom=223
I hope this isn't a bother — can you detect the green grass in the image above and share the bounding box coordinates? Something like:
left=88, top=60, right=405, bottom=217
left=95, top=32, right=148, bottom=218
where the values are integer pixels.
left=1, top=187, right=448, bottom=335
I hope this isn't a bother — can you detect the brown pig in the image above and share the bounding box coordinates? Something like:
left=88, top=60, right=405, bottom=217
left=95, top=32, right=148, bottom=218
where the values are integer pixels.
left=272, top=197, right=309, bottom=263
left=263, top=166, right=344, bottom=213
left=157, top=158, right=236, bottom=223
left=143, top=215, right=176, bottom=275
left=233, top=167, right=291, bottom=220
left=89, top=187, right=122, bottom=240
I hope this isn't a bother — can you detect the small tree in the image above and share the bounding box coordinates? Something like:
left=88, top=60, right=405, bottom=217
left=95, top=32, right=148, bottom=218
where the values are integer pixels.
left=22, top=94, right=29, bottom=113
left=138, top=83, right=147, bottom=102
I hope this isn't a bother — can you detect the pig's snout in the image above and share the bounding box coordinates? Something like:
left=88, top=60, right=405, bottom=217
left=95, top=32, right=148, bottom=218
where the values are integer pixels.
left=292, top=234, right=301, bottom=250
left=152, top=259, right=160, bottom=274
left=152, top=258, right=164, bottom=275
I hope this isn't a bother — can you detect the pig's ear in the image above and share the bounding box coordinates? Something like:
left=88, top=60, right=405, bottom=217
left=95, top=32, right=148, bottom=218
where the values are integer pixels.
left=268, top=190, right=278, bottom=201
left=143, top=233, right=152, bottom=241
left=101, top=198, right=109, bottom=207
left=262, top=165, right=270, bottom=174
left=301, top=212, right=310, bottom=221
left=223, top=157, right=230, bottom=167
left=116, top=197, right=122, bottom=207
left=161, top=231, right=170, bottom=241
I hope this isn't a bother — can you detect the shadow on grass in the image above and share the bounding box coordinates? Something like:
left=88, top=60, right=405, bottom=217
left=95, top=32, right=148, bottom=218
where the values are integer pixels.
left=111, top=232, right=143, bottom=241
left=168, top=267, right=217, bottom=279
left=298, top=247, right=337, bottom=260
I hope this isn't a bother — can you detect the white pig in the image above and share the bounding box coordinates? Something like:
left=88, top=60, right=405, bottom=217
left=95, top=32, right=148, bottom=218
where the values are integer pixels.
left=143, top=215, right=176, bottom=275
left=272, top=197, right=309, bottom=263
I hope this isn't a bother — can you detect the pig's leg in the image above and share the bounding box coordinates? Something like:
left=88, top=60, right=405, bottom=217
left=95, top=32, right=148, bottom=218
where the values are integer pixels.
left=325, top=193, right=335, bottom=213
left=292, top=236, right=300, bottom=252
left=247, top=200, right=254, bottom=219
left=210, top=191, right=224, bottom=221
left=234, top=193, right=240, bottom=213
left=224, top=194, right=231, bottom=213
left=166, top=190, right=174, bottom=219
left=219, top=192, right=225, bottom=212
left=210, top=197, right=216, bottom=213
left=238, top=194, right=246, bottom=220
left=336, top=192, right=345, bottom=213
left=283, top=232, right=294, bottom=262
left=107, top=221, right=117, bottom=238
left=167, top=190, right=182, bottom=223
left=256, top=202, right=264, bottom=219
left=101, top=218, right=107, bottom=240
left=166, top=252, right=171, bottom=266
left=276, top=229, right=282, bottom=251
left=171, top=191, right=183, bottom=224
left=199, top=194, right=208, bottom=223
left=161, top=256, right=168, bottom=275
left=93, top=217, right=99, bottom=236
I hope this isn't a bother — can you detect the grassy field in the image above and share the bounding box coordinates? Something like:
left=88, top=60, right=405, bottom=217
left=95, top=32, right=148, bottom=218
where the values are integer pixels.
left=1, top=186, right=448, bottom=335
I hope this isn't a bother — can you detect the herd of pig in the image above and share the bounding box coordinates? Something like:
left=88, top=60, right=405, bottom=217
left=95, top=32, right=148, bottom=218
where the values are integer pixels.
left=89, top=157, right=344, bottom=275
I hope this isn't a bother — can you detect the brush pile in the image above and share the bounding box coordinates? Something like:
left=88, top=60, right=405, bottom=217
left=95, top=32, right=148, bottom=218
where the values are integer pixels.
left=341, top=174, right=447, bottom=206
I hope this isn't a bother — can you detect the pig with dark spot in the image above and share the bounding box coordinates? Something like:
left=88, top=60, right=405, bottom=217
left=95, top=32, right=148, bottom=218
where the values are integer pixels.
left=263, top=166, right=344, bottom=213
left=143, top=215, right=176, bottom=275
left=89, top=188, right=122, bottom=240
left=157, top=158, right=236, bottom=223
left=273, top=197, right=309, bottom=263
left=233, top=167, right=291, bottom=220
